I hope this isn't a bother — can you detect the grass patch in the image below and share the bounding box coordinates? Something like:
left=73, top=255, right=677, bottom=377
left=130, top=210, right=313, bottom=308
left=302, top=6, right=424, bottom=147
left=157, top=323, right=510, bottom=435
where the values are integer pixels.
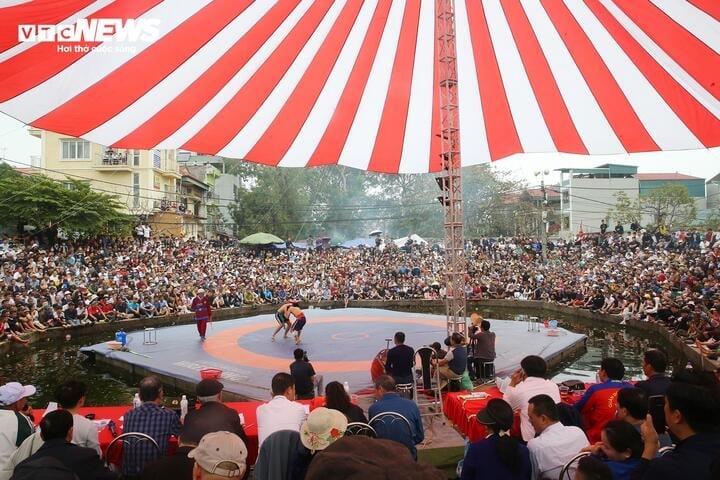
left=418, top=445, right=464, bottom=479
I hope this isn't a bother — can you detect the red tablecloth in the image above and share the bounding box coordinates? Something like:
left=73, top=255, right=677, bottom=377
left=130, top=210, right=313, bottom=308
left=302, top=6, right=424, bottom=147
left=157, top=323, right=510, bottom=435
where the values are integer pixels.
left=34, top=398, right=324, bottom=466
left=443, top=386, right=582, bottom=441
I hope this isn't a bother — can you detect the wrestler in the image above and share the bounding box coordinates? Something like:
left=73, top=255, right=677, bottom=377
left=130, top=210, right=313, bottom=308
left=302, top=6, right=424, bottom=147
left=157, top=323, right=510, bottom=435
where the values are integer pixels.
left=271, top=301, right=295, bottom=341
left=287, top=303, right=307, bottom=345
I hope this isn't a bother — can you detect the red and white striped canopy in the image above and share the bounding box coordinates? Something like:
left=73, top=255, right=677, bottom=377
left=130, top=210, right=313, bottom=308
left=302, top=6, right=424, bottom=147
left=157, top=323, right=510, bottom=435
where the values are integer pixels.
left=1, top=0, right=718, bottom=173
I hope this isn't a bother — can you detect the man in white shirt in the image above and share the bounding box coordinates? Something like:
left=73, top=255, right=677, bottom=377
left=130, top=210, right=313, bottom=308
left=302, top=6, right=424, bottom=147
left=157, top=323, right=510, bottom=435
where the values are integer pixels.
left=527, top=394, right=588, bottom=480
left=502, top=355, right=561, bottom=441
left=55, top=380, right=101, bottom=455
left=256, top=373, right=307, bottom=447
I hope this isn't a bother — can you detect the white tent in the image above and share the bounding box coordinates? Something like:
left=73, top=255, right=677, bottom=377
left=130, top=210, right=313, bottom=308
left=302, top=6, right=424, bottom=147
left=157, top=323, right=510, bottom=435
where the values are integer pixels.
left=393, top=234, right=428, bottom=248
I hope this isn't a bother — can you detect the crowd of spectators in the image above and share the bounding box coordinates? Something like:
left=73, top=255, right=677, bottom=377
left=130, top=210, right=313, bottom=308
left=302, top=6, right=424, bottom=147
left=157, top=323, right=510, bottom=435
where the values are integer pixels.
left=2, top=229, right=720, bottom=362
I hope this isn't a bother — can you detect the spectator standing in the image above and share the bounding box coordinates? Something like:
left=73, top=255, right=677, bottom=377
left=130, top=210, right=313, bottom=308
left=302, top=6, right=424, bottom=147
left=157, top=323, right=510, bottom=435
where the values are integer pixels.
left=122, top=376, right=181, bottom=477
left=385, top=331, right=415, bottom=385
left=575, top=358, right=634, bottom=443
left=468, top=318, right=496, bottom=381
left=368, top=375, right=424, bottom=460
left=503, top=356, right=561, bottom=442
left=460, top=399, right=531, bottom=480
left=190, top=289, right=212, bottom=341
left=290, top=349, right=323, bottom=400
left=256, top=373, right=307, bottom=447
left=526, top=394, right=589, bottom=480
left=0, top=382, right=36, bottom=473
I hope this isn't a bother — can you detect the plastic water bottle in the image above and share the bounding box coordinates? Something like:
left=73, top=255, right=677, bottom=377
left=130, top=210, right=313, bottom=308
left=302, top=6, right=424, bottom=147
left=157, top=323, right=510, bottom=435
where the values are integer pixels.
left=115, top=330, right=127, bottom=347
left=133, top=393, right=141, bottom=409
left=180, top=395, right=188, bottom=421
left=343, top=381, right=350, bottom=394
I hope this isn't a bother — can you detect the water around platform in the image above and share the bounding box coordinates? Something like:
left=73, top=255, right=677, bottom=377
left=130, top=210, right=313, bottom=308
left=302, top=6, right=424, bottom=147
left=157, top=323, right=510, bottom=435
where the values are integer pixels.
left=0, top=307, right=686, bottom=406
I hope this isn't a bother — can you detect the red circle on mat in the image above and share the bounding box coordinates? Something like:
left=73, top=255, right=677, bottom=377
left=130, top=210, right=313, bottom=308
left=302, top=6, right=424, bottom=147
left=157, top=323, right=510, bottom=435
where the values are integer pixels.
left=203, top=315, right=444, bottom=372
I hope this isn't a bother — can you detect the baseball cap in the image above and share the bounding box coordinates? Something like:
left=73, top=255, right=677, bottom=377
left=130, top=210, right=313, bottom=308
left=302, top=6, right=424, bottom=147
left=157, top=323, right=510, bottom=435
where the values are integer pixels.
left=0, top=382, right=36, bottom=406
left=196, top=379, right=224, bottom=397
left=188, top=431, right=247, bottom=477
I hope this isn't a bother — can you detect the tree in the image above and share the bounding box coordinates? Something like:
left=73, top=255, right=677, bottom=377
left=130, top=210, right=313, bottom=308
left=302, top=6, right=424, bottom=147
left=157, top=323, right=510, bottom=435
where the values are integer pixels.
left=610, top=191, right=642, bottom=226
left=0, top=163, right=134, bottom=239
left=641, top=183, right=697, bottom=231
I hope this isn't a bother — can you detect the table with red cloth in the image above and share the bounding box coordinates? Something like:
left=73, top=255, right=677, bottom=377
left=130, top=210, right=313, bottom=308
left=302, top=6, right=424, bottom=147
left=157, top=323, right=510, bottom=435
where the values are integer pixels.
left=443, top=386, right=583, bottom=442
left=34, top=397, right=326, bottom=466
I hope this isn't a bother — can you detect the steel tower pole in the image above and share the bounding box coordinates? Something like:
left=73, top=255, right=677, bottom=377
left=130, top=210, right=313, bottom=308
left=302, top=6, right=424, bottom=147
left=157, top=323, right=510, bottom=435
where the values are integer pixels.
left=436, top=0, right=466, bottom=337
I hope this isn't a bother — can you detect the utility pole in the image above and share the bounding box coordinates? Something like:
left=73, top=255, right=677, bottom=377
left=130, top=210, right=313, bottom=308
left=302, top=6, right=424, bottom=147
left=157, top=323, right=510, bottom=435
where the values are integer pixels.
left=535, top=170, right=549, bottom=263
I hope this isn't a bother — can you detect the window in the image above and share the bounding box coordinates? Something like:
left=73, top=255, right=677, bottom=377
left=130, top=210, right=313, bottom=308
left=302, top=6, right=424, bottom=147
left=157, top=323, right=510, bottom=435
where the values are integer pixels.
left=133, top=149, right=140, bottom=166
left=61, top=139, right=90, bottom=160
left=133, top=173, right=140, bottom=208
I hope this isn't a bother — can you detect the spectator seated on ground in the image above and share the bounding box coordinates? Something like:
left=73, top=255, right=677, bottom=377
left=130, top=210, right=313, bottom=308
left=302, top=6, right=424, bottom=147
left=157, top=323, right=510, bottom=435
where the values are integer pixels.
left=574, top=358, right=634, bottom=443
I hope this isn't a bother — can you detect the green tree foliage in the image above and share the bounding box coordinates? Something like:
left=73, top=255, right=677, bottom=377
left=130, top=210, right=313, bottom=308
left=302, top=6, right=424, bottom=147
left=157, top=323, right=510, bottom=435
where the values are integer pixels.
left=463, top=165, right=526, bottom=237
left=641, top=183, right=697, bottom=230
left=610, top=191, right=642, bottom=226
left=0, top=163, right=134, bottom=238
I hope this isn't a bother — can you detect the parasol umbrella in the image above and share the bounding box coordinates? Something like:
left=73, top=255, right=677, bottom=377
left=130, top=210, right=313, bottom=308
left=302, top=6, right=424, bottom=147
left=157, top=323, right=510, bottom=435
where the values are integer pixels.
left=239, top=232, right=285, bottom=245
left=369, top=230, right=383, bottom=237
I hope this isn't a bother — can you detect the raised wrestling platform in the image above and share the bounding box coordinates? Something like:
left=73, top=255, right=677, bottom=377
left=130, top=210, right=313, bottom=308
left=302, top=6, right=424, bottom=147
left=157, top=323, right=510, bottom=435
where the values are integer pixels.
left=80, top=308, right=586, bottom=400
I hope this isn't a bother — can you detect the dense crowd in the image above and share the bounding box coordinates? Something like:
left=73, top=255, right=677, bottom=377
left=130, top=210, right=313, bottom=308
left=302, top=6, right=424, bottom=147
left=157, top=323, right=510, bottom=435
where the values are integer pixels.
left=2, top=230, right=720, bottom=360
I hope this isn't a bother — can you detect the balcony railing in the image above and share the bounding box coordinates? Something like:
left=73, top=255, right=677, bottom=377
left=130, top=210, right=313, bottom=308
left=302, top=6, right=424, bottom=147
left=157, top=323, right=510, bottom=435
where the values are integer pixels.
left=99, top=149, right=129, bottom=167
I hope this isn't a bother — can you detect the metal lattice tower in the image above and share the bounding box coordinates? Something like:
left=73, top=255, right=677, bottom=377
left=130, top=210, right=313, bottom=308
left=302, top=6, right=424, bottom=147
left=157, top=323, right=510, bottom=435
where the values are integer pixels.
left=435, top=0, right=466, bottom=337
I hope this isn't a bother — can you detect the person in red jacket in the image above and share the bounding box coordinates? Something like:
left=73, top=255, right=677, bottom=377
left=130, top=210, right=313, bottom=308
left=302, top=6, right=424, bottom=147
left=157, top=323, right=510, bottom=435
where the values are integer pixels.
left=191, top=289, right=212, bottom=341
left=574, top=358, right=634, bottom=443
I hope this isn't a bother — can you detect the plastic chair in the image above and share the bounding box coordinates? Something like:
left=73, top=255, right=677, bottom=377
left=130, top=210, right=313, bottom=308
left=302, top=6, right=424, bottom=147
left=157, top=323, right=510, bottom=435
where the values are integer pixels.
left=345, top=422, right=377, bottom=438
left=559, top=451, right=590, bottom=480
left=369, top=411, right=416, bottom=458
left=414, top=346, right=444, bottom=421
left=104, top=432, right=160, bottom=473
left=658, top=446, right=675, bottom=457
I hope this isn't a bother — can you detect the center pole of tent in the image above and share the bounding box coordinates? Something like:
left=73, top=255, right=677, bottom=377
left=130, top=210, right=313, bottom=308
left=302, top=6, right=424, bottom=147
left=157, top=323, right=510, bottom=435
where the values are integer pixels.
left=435, top=0, right=466, bottom=337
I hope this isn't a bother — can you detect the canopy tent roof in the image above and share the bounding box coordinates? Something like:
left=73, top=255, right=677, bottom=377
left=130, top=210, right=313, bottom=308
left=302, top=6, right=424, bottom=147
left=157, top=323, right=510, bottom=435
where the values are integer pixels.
left=393, top=233, right=428, bottom=247
left=239, top=232, right=284, bottom=245
left=0, top=0, right=718, bottom=173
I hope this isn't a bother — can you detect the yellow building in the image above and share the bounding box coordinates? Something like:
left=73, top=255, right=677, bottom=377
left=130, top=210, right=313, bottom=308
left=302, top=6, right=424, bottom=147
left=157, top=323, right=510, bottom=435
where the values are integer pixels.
left=29, top=129, right=205, bottom=238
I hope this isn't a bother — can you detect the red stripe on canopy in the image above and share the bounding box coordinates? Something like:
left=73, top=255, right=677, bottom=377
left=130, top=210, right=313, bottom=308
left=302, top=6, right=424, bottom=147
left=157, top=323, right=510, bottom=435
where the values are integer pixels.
left=0, top=0, right=161, bottom=103
left=613, top=0, right=720, bottom=101
left=368, top=0, right=421, bottom=173
left=501, top=1, right=586, bottom=154
left=32, top=0, right=252, bottom=137
left=542, top=0, right=657, bottom=153
left=0, top=0, right=96, bottom=53
left=465, top=0, right=521, bottom=161
left=687, top=0, right=720, bottom=21
left=307, top=0, right=392, bottom=167
left=183, top=1, right=333, bottom=158
left=244, top=0, right=364, bottom=167
left=587, top=0, right=720, bottom=147
left=115, top=1, right=299, bottom=150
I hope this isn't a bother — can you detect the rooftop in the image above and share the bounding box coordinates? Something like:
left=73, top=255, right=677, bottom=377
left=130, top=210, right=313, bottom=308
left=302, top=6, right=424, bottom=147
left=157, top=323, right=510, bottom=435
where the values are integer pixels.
left=635, top=173, right=703, bottom=181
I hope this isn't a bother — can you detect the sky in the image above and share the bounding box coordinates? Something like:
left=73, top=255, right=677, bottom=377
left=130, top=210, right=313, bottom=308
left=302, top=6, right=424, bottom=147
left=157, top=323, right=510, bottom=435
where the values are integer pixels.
left=1, top=112, right=718, bottom=189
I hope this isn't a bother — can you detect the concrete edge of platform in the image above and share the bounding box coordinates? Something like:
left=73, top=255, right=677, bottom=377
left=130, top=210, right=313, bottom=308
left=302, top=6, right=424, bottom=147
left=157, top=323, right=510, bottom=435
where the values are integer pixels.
left=2, top=299, right=715, bottom=372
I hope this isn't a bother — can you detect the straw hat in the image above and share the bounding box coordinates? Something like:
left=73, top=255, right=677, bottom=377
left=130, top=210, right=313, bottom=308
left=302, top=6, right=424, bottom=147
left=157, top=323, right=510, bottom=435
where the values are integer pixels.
left=300, top=407, right=347, bottom=452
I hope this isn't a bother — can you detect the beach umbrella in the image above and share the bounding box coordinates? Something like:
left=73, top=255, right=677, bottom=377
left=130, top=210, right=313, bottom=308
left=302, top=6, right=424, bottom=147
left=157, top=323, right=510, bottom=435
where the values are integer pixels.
left=369, top=230, right=383, bottom=237
left=0, top=1, right=716, bottom=174
left=239, top=232, right=284, bottom=245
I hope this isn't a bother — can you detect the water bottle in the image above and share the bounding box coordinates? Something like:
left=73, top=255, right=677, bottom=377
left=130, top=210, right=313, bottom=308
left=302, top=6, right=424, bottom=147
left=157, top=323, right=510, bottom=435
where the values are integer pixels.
left=133, top=393, right=141, bottom=409
left=180, top=395, right=188, bottom=421
left=115, top=330, right=127, bottom=347
left=343, top=381, right=350, bottom=394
